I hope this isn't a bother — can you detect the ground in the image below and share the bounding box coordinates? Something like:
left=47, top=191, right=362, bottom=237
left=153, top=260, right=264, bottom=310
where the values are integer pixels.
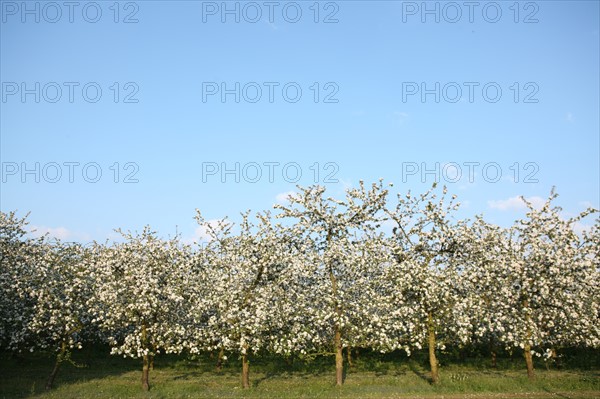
left=1, top=348, right=598, bottom=398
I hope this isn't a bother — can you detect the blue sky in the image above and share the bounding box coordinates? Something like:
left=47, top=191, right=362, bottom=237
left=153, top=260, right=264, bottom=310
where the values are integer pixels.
left=1, top=0, right=598, bottom=242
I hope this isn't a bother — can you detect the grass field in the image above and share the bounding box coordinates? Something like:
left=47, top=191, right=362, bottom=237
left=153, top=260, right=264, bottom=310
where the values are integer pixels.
left=1, top=348, right=599, bottom=399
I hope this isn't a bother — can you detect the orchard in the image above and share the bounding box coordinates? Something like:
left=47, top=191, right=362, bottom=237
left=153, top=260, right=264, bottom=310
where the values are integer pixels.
left=0, top=182, right=598, bottom=393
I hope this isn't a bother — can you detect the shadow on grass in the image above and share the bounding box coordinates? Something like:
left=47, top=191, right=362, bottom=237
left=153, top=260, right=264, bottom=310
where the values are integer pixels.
left=252, top=355, right=335, bottom=387
left=168, top=352, right=338, bottom=389
left=252, top=369, right=281, bottom=388
left=3, top=347, right=599, bottom=397
left=171, top=370, right=204, bottom=381
left=1, top=347, right=243, bottom=398
left=0, top=345, right=144, bottom=398
left=408, top=359, right=433, bottom=384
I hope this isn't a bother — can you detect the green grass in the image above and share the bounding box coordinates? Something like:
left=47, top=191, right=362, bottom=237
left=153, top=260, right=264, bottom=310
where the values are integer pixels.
left=1, top=348, right=598, bottom=399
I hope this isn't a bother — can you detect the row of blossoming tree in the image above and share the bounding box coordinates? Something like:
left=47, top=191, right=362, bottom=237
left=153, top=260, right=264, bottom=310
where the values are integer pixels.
left=1, top=182, right=598, bottom=391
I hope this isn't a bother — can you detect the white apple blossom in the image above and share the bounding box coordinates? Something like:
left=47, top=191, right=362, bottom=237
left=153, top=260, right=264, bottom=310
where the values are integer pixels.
left=464, top=190, right=599, bottom=379
left=1, top=183, right=598, bottom=391
left=1, top=211, right=93, bottom=389
left=379, top=183, right=471, bottom=384
left=274, top=180, right=390, bottom=386
left=87, top=227, right=193, bottom=391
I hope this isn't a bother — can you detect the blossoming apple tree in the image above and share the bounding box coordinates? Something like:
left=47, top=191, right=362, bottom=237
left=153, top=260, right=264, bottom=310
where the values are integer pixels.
left=0, top=212, right=94, bottom=389
left=381, top=183, right=471, bottom=384
left=88, top=227, right=193, bottom=391
left=465, top=190, right=598, bottom=379
left=274, top=180, right=389, bottom=386
left=0, top=211, right=39, bottom=351
left=189, top=210, right=314, bottom=388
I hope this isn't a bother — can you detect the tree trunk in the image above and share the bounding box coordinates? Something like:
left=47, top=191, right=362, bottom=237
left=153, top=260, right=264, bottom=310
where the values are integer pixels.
left=522, top=300, right=535, bottom=379
left=459, top=347, right=466, bottom=362
left=216, top=346, right=224, bottom=371
left=552, top=348, right=560, bottom=369
left=428, top=312, right=439, bottom=384
left=545, top=347, right=558, bottom=370
left=490, top=337, right=497, bottom=368
left=241, top=354, right=250, bottom=389
left=347, top=346, right=353, bottom=368
left=45, top=341, right=67, bottom=390
left=524, top=344, right=535, bottom=380
left=141, top=323, right=150, bottom=391
left=142, top=355, right=150, bottom=391
left=334, top=327, right=343, bottom=386
left=285, top=353, right=294, bottom=366
left=327, top=234, right=344, bottom=387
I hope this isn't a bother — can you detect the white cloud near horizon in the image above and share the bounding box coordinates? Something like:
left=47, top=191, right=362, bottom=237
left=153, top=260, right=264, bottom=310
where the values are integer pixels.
left=275, top=191, right=298, bottom=204
left=488, top=196, right=546, bottom=211
left=566, top=112, right=574, bottom=123
left=393, top=111, right=409, bottom=126
left=29, top=225, right=91, bottom=242
left=573, top=221, right=594, bottom=236
left=182, top=219, right=224, bottom=245
left=578, top=201, right=595, bottom=209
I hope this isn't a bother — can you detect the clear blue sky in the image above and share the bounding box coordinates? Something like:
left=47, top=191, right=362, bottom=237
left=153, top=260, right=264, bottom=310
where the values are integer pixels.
left=1, top=0, right=598, bottom=242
